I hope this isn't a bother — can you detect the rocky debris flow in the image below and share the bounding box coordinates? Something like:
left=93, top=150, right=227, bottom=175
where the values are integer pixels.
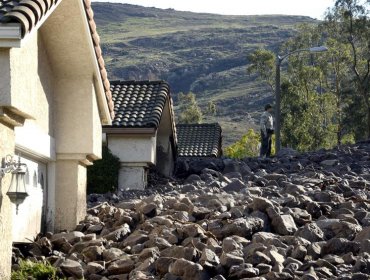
left=12, top=141, right=370, bottom=280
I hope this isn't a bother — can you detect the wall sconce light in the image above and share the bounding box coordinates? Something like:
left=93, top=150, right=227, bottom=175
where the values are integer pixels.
left=0, top=155, right=28, bottom=214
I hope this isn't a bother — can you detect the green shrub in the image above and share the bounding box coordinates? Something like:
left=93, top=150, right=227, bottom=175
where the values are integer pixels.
left=87, top=145, right=120, bottom=194
left=224, top=129, right=275, bottom=159
left=11, top=260, right=62, bottom=280
left=341, top=133, right=356, bottom=145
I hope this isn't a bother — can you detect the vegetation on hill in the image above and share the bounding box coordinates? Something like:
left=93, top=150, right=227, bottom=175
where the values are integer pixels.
left=92, top=2, right=316, bottom=145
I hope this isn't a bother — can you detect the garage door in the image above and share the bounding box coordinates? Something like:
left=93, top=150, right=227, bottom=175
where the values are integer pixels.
left=12, top=156, right=47, bottom=243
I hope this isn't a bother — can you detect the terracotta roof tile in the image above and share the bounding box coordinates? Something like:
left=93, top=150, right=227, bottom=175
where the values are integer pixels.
left=109, top=80, right=175, bottom=129
left=0, top=0, right=114, bottom=119
left=20, top=0, right=42, bottom=22
left=176, top=123, right=222, bottom=157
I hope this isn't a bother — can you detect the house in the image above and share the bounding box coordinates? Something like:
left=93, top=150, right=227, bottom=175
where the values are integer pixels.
left=175, top=123, right=223, bottom=176
left=176, top=123, right=223, bottom=157
left=0, top=0, right=113, bottom=276
left=103, top=80, right=177, bottom=190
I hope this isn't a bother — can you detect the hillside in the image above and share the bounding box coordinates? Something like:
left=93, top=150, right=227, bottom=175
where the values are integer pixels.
left=92, top=2, right=316, bottom=145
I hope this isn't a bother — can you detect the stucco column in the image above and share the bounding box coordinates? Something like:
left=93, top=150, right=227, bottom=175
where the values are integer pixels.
left=0, top=124, right=15, bottom=279
left=118, top=163, right=148, bottom=191
left=54, top=159, right=87, bottom=231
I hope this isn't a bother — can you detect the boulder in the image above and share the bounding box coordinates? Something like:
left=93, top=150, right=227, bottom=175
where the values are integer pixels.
left=60, top=260, right=84, bottom=279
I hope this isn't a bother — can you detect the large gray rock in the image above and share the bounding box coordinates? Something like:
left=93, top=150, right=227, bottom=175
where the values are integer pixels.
left=104, top=224, right=131, bottom=242
left=200, top=248, right=220, bottom=268
left=229, top=263, right=259, bottom=278
left=316, top=219, right=362, bottom=239
left=139, top=202, right=158, bottom=217
left=52, top=231, right=85, bottom=243
left=122, top=232, right=149, bottom=247
left=222, top=237, right=243, bottom=253
left=86, top=262, right=105, bottom=274
left=275, top=214, right=297, bottom=235
left=155, top=257, right=176, bottom=276
left=251, top=197, right=274, bottom=212
left=295, top=223, right=325, bottom=242
left=268, top=208, right=297, bottom=235
left=102, top=248, right=125, bottom=262
left=81, top=245, right=104, bottom=262
left=108, top=258, right=135, bottom=275
left=161, top=246, right=197, bottom=261
left=168, top=258, right=204, bottom=279
left=60, top=259, right=84, bottom=279
left=222, top=179, right=247, bottom=193
left=354, top=227, right=370, bottom=242
left=221, top=217, right=264, bottom=238
left=321, top=238, right=361, bottom=255
left=220, top=253, right=244, bottom=268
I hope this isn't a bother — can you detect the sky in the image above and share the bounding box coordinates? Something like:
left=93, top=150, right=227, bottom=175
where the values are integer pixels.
left=97, top=0, right=336, bottom=19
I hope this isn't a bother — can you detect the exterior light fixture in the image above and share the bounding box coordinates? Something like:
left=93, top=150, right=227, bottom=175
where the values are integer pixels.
left=0, top=155, right=28, bottom=214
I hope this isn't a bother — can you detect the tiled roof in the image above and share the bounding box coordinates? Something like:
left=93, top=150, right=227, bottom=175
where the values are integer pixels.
left=110, top=80, right=172, bottom=128
left=0, top=0, right=114, bottom=119
left=0, top=0, right=59, bottom=35
left=176, top=123, right=222, bottom=157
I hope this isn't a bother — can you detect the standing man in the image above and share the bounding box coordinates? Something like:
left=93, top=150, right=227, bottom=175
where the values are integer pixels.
left=260, top=104, right=274, bottom=157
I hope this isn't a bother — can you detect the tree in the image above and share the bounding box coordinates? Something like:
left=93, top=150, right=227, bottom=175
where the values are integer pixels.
left=326, top=0, right=370, bottom=138
left=280, top=24, right=339, bottom=151
left=247, top=48, right=276, bottom=93
left=177, top=92, right=203, bottom=124
left=206, top=100, right=217, bottom=116
left=280, top=80, right=338, bottom=151
left=315, top=36, right=352, bottom=144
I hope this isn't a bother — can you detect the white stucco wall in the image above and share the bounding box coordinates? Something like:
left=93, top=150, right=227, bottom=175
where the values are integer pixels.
left=54, top=79, right=102, bottom=160
left=118, top=166, right=147, bottom=190
left=108, top=135, right=156, bottom=164
left=0, top=126, right=15, bottom=279
left=9, top=33, right=54, bottom=134
left=55, top=160, right=87, bottom=231
left=9, top=32, right=57, bottom=242
left=107, top=134, right=156, bottom=191
left=15, top=120, right=56, bottom=161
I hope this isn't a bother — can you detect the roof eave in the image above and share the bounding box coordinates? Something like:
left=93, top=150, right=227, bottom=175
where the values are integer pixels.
left=103, top=127, right=157, bottom=136
left=0, top=23, right=21, bottom=47
left=4, top=0, right=63, bottom=47
left=77, top=0, right=112, bottom=125
left=94, top=76, right=112, bottom=125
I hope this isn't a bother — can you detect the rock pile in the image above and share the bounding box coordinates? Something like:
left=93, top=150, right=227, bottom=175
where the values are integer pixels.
left=12, top=141, right=370, bottom=279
